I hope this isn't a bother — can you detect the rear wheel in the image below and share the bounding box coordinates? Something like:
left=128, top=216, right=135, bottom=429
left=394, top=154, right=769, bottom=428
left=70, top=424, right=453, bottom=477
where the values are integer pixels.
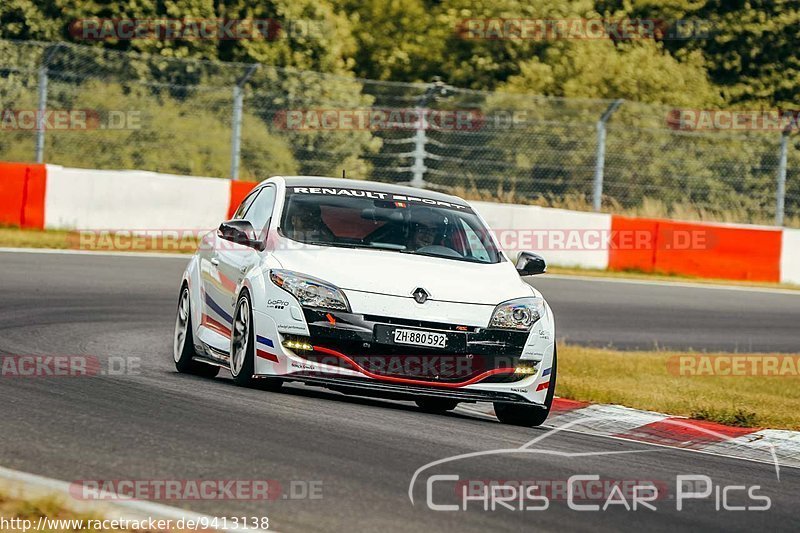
left=415, top=398, right=459, bottom=413
left=494, top=347, right=557, bottom=427
left=173, top=286, right=219, bottom=378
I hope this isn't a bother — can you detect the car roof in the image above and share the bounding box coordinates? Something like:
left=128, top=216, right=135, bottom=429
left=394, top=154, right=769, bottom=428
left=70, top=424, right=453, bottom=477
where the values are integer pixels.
left=277, top=176, right=471, bottom=207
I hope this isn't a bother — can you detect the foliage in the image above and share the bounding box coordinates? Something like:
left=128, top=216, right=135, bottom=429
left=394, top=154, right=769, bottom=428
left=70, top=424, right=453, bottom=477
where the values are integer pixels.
left=0, top=79, right=300, bottom=178
left=2, top=1, right=799, bottom=223
left=3, top=0, right=799, bottom=106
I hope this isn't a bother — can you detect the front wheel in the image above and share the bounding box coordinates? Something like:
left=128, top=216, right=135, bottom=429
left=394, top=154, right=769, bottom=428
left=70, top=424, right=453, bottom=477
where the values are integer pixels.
left=230, top=290, right=282, bottom=391
left=494, top=347, right=557, bottom=427
left=173, top=286, right=219, bottom=378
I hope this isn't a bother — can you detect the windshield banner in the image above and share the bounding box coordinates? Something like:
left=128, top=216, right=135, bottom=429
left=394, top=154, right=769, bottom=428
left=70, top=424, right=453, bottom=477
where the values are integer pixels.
left=288, top=186, right=471, bottom=211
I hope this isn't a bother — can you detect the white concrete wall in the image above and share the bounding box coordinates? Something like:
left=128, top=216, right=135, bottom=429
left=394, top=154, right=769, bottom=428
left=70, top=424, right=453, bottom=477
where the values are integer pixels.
left=471, top=201, right=612, bottom=269
left=32, top=164, right=800, bottom=280
left=40, top=166, right=613, bottom=269
left=44, top=165, right=230, bottom=230
left=780, top=228, right=800, bottom=285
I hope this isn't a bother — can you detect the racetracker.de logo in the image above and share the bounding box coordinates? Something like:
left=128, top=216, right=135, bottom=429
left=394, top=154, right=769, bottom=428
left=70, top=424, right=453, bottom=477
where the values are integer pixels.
left=69, top=479, right=323, bottom=501
left=456, top=18, right=711, bottom=41
left=491, top=228, right=713, bottom=252
left=666, top=109, right=800, bottom=132
left=0, top=109, right=141, bottom=131
left=272, top=108, right=485, bottom=131
left=68, top=227, right=714, bottom=253
left=69, top=18, right=328, bottom=41
left=70, top=229, right=205, bottom=252
left=668, top=355, right=800, bottom=377
left=0, top=355, right=140, bottom=377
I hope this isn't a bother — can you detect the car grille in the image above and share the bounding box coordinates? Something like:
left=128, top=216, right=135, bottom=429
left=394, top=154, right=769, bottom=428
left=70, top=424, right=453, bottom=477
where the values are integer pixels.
left=361, top=314, right=481, bottom=333
left=295, top=309, right=531, bottom=383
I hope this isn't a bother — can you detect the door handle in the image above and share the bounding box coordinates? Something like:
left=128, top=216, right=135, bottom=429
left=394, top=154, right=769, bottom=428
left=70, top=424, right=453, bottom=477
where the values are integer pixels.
left=240, top=265, right=247, bottom=274
left=210, top=257, right=220, bottom=266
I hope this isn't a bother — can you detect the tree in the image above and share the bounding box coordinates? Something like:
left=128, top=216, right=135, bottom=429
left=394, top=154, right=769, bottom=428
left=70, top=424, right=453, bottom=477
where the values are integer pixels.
left=2, top=0, right=358, bottom=75
left=599, top=0, right=800, bottom=107
left=503, top=40, right=720, bottom=107
left=336, top=0, right=443, bottom=82
left=0, top=0, right=62, bottom=40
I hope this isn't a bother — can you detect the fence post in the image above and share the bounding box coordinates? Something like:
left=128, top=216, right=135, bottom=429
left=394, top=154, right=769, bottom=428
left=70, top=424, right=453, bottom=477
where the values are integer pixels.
left=410, top=115, right=428, bottom=189
left=34, top=44, right=63, bottom=163
left=410, top=79, right=451, bottom=189
left=410, top=83, right=434, bottom=189
left=592, top=99, right=624, bottom=212
left=775, top=127, right=790, bottom=226
left=229, top=64, right=258, bottom=181
left=34, top=65, right=48, bottom=163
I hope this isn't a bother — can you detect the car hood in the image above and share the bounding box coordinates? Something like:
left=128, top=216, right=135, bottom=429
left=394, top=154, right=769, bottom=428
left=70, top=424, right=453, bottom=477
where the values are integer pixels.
left=272, top=244, right=533, bottom=305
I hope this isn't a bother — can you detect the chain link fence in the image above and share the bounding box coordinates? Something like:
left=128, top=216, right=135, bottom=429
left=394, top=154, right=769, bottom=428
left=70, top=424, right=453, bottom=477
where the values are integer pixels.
left=1, top=39, right=798, bottom=227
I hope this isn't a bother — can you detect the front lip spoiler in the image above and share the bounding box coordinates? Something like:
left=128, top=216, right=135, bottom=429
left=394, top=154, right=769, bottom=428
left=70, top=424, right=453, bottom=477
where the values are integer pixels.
left=286, top=374, right=544, bottom=406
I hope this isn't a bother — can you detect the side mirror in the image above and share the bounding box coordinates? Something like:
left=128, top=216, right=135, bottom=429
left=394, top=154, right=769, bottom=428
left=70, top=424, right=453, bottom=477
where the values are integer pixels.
left=218, top=220, right=265, bottom=251
left=516, top=251, right=546, bottom=276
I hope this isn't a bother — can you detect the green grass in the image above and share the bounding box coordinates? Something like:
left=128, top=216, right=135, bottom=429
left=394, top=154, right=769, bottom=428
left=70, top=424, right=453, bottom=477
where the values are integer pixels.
left=558, top=344, right=800, bottom=429
left=0, top=492, right=116, bottom=532
left=0, top=226, right=72, bottom=249
left=0, top=226, right=197, bottom=253
left=0, top=491, right=193, bottom=531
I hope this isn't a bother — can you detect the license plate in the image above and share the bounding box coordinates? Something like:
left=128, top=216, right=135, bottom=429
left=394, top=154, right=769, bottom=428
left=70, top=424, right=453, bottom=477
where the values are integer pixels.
left=392, top=328, right=447, bottom=348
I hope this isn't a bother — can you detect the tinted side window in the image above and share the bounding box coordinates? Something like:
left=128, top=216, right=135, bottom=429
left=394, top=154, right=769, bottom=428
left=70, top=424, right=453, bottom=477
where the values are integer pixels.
left=460, top=218, right=491, bottom=262
left=245, top=186, right=276, bottom=231
left=233, top=189, right=260, bottom=220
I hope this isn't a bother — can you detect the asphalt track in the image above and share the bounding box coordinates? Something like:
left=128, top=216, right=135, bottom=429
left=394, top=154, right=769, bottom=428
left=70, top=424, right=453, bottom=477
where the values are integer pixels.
left=0, top=250, right=798, bottom=532
left=537, top=274, right=800, bottom=353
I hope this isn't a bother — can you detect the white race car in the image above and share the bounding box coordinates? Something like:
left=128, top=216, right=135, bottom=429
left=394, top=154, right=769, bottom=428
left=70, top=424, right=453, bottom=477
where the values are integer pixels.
left=173, top=177, right=556, bottom=426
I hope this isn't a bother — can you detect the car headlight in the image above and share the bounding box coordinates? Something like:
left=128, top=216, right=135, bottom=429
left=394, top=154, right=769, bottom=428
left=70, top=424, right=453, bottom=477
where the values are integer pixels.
left=269, top=269, right=350, bottom=311
left=489, top=297, right=545, bottom=331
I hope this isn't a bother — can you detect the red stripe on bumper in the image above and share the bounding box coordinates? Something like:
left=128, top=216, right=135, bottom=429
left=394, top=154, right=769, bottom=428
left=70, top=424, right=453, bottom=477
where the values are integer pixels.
left=256, top=349, right=279, bottom=363
left=311, top=345, right=515, bottom=388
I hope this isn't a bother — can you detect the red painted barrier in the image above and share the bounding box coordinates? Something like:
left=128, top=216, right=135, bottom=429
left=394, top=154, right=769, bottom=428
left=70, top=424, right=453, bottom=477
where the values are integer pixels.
left=0, top=162, right=46, bottom=229
left=0, top=160, right=788, bottom=283
left=227, top=180, right=258, bottom=219
left=655, top=220, right=781, bottom=282
left=608, top=216, right=658, bottom=272
left=609, top=215, right=782, bottom=282
left=21, top=164, right=46, bottom=229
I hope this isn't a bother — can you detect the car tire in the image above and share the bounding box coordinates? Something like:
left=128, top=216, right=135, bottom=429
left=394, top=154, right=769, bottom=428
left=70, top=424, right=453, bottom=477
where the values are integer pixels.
left=415, top=398, right=459, bottom=413
left=494, top=346, right=557, bottom=427
left=174, top=285, right=219, bottom=378
left=230, top=289, right=282, bottom=391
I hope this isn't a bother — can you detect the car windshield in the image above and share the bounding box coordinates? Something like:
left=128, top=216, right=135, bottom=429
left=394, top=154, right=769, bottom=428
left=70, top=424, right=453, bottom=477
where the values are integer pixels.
left=280, top=186, right=502, bottom=264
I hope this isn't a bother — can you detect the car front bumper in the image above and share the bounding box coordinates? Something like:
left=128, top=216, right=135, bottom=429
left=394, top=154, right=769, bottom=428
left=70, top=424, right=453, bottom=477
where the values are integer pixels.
left=252, top=307, right=555, bottom=405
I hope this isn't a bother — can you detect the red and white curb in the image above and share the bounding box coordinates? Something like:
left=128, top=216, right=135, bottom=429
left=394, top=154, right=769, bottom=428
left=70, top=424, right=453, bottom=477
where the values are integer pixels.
left=0, top=466, right=270, bottom=532
left=457, top=399, right=800, bottom=470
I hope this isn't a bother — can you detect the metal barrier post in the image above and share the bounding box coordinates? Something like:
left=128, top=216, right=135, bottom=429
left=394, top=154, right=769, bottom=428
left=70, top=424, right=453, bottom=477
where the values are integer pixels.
left=592, top=99, right=624, bottom=211
left=229, top=64, right=258, bottom=181
left=34, top=44, right=63, bottom=163
left=775, top=127, right=791, bottom=226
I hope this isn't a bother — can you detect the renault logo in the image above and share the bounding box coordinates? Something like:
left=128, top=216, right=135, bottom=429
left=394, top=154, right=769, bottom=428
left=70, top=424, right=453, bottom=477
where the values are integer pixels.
left=412, top=287, right=429, bottom=304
